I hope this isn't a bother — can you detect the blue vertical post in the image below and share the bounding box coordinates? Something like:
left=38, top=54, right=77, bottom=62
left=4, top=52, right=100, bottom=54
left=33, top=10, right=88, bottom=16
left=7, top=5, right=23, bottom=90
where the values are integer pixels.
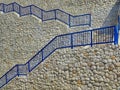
left=114, top=25, right=119, bottom=45
left=91, top=30, right=93, bottom=47
left=71, top=34, right=73, bottom=49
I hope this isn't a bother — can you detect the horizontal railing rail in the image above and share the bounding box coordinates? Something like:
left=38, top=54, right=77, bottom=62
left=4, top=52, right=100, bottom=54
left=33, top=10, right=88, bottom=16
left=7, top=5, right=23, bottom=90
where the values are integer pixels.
left=0, top=2, right=91, bottom=27
left=0, top=25, right=118, bottom=88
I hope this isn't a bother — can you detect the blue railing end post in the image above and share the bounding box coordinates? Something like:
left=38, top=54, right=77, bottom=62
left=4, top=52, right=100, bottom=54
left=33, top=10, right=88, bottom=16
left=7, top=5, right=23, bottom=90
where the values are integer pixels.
left=114, top=25, right=119, bottom=45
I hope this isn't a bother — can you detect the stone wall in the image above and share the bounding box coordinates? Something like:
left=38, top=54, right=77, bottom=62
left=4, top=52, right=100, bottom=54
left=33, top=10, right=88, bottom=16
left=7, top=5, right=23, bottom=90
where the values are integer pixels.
left=0, top=0, right=120, bottom=90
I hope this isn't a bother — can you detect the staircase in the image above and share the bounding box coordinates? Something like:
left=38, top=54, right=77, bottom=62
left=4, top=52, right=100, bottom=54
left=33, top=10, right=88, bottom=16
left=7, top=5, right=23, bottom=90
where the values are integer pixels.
left=0, top=2, right=119, bottom=89
left=0, top=2, right=91, bottom=27
left=0, top=25, right=118, bottom=88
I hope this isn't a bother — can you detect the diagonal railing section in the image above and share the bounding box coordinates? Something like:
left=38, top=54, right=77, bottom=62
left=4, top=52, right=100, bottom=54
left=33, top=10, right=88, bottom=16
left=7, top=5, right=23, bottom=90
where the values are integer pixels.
left=0, top=2, right=91, bottom=27
left=0, top=25, right=117, bottom=88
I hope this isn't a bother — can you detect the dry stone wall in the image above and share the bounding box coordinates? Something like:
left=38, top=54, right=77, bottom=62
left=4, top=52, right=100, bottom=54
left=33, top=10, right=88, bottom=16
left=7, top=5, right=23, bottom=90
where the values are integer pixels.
left=0, top=0, right=120, bottom=90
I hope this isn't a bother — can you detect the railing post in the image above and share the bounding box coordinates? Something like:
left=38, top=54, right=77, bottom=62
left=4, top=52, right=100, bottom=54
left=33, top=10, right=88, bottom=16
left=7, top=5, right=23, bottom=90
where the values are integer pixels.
left=114, top=25, right=119, bottom=45
left=91, top=30, right=93, bottom=47
left=71, top=34, right=73, bottom=49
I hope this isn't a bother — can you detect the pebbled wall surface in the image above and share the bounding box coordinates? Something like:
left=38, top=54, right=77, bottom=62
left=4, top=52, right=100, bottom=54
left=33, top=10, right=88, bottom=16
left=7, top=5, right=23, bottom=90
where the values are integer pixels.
left=0, top=0, right=120, bottom=90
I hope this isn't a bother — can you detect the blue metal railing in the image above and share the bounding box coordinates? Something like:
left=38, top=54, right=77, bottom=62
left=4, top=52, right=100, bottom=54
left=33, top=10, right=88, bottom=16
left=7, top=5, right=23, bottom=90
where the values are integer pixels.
left=0, top=25, right=117, bottom=88
left=0, top=2, right=91, bottom=27
left=114, top=15, right=120, bottom=45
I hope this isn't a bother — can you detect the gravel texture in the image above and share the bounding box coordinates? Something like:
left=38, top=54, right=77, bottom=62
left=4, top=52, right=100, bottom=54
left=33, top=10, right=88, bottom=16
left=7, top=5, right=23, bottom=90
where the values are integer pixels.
left=0, top=0, right=120, bottom=90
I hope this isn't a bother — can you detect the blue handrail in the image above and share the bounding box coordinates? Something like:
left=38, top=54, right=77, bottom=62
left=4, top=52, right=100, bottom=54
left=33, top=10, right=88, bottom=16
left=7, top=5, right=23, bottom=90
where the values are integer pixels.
left=0, top=2, right=91, bottom=27
left=0, top=25, right=116, bottom=88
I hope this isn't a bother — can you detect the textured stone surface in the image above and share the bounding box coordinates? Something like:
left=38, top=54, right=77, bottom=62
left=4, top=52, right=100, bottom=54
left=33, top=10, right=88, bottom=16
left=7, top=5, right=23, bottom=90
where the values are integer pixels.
left=0, top=0, right=120, bottom=90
